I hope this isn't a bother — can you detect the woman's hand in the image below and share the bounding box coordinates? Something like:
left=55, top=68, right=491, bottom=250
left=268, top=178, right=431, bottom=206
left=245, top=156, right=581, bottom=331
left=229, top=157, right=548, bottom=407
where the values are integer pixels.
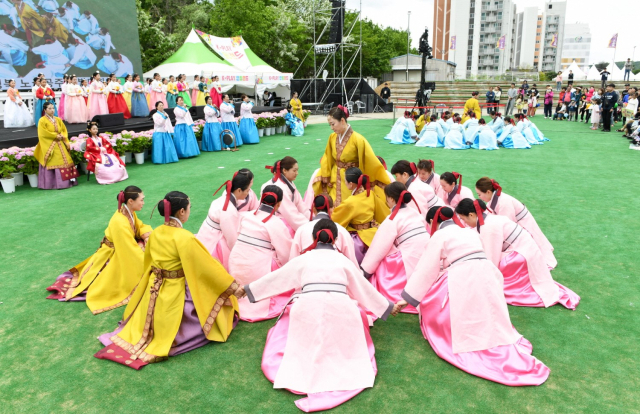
left=392, top=300, right=408, bottom=316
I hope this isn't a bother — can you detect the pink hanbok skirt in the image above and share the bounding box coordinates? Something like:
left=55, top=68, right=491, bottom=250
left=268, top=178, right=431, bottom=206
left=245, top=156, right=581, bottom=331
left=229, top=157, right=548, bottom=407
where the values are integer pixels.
left=89, top=94, right=108, bottom=119
left=64, top=95, right=90, bottom=124
left=262, top=305, right=376, bottom=412
left=419, top=271, right=550, bottom=386
left=500, top=251, right=580, bottom=309
left=58, top=94, right=66, bottom=120
left=238, top=259, right=294, bottom=323
left=150, top=91, right=167, bottom=108
left=369, top=251, right=417, bottom=314
left=94, top=153, right=128, bottom=185
left=212, top=238, right=232, bottom=271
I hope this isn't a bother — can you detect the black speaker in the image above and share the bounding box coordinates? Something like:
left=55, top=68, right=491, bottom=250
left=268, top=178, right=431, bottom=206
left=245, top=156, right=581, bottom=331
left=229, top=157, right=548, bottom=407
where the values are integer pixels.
left=328, top=0, right=344, bottom=44
left=190, top=105, right=205, bottom=119
left=164, top=108, right=176, bottom=121
left=363, top=94, right=373, bottom=113
left=91, top=113, right=124, bottom=128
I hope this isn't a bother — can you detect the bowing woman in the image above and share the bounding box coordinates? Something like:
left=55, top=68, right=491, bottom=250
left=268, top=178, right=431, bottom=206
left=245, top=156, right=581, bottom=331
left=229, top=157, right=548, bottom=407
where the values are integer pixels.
left=390, top=160, right=443, bottom=213
left=237, top=219, right=395, bottom=412
left=475, top=177, right=557, bottom=269
left=239, top=94, right=259, bottom=144
left=262, top=156, right=308, bottom=232
left=416, top=159, right=441, bottom=195
left=46, top=186, right=152, bottom=314
left=96, top=192, right=241, bottom=369
left=201, top=96, right=222, bottom=152
left=83, top=121, right=127, bottom=185
left=361, top=182, right=430, bottom=314
left=151, top=101, right=178, bottom=164
left=438, top=171, right=474, bottom=208
left=314, top=105, right=390, bottom=207
left=394, top=206, right=550, bottom=386
left=455, top=198, right=579, bottom=309
left=196, top=169, right=254, bottom=270
left=220, top=94, right=243, bottom=148
left=34, top=102, right=77, bottom=190
left=228, top=185, right=293, bottom=322
left=173, top=96, right=200, bottom=158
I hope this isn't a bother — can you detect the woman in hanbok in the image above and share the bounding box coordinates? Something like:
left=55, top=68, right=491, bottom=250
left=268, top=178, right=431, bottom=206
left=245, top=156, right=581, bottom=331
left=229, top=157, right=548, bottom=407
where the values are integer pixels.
left=34, top=102, right=77, bottom=190
left=201, top=96, right=222, bottom=152
left=361, top=182, right=429, bottom=314
left=443, top=116, right=468, bottom=150
left=229, top=185, right=293, bottom=322
left=290, top=91, right=304, bottom=122
left=195, top=76, right=208, bottom=106
left=150, top=73, right=167, bottom=109
left=197, top=169, right=253, bottom=269
left=416, top=159, right=441, bottom=195
left=74, top=10, right=99, bottom=36
left=239, top=219, right=395, bottom=412
left=151, top=101, right=178, bottom=164
left=34, top=78, right=57, bottom=125
left=220, top=94, right=243, bottom=147
left=385, top=111, right=418, bottom=144
left=89, top=71, right=108, bottom=119
left=58, top=74, right=67, bottom=120
left=415, top=114, right=444, bottom=147
left=0, top=24, right=28, bottom=67
left=438, top=171, right=473, bottom=209
left=470, top=119, right=498, bottom=150
left=46, top=186, right=151, bottom=313
left=4, top=79, right=34, bottom=128
left=64, top=75, right=89, bottom=124
left=462, top=111, right=480, bottom=145
left=106, top=73, right=131, bottom=119
left=456, top=198, right=578, bottom=309
left=130, top=74, right=149, bottom=118
left=144, top=78, right=152, bottom=106
left=517, top=114, right=548, bottom=143
left=86, top=27, right=114, bottom=53
left=166, top=75, right=177, bottom=109
left=80, top=79, right=89, bottom=104
left=516, top=113, right=540, bottom=146
left=210, top=75, right=222, bottom=107
left=285, top=111, right=304, bottom=136
left=488, top=111, right=504, bottom=136
left=173, top=96, right=200, bottom=158
left=83, top=121, right=127, bottom=185
left=314, top=105, right=390, bottom=206
left=394, top=206, right=550, bottom=386
left=239, top=94, right=259, bottom=144
left=95, top=192, right=241, bottom=369
left=262, top=156, right=308, bottom=232
left=15, top=0, right=45, bottom=47
left=191, top=75, right=200, bottom=106
left=67, top=34, right=97, bottom=70
left=176, top=74, right=191, bottom=107
left=497, top=117, right=531, bottom=149
left=390, top=160, right=442, bottom=213
left=460, top=92, right=481, bottom=123
left=122, top=74, right=133, bottom=111
left=475, top=177, right=557, bottom=269
left=437, top=111, right=451, bottom=134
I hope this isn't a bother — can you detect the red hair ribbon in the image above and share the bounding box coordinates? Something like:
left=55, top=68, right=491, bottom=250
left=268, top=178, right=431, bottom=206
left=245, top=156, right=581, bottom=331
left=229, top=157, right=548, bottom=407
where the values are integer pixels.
left=473, top=199, right=485, bottom=227
left=389, top=191, right=421, bottom=220
left=162, top=199, right=171, bottom=224
left=337, top=104, right=349, bottom=119
left=490, top=179, right=502, bottom=196
left=409, top=162, right=417, bottom=175
left=213, top=180, right=232, bottom=211
left=452, top=172, right=462, bottom=194
left=266, top=161, right=281, bottom=183
left=509, top=119, right=516, bottom=126
left=452, top=213, right=465, bottom=228
left=377, top=156, right=387, bottom=170
left=427, top=160, right=434, bottom=170
left=357, top=174, right=371, bottom=197
left=301, top=229, right=335, bottom=254
left=117, top=191, right=125, bottom=210
left=310, top=194, right=331, bottom=220
left=430, top=207, right=445, bottom=236
left=255, top=192, right=278, bottom=223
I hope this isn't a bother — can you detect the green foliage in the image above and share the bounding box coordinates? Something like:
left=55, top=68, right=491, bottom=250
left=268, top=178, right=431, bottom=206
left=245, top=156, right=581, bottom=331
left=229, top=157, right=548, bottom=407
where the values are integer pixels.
left=594, top=61, right=608, bottom=72
left=136, top=0, right=178, bottom=72
left=543, top=71, right=558, bottom=81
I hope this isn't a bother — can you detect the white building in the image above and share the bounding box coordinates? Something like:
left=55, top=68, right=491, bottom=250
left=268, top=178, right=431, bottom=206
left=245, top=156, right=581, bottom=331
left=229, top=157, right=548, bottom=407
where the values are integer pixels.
left=561, top=23, right=591, bottom=72
left=538, top=0, right=566, bottom=73
left=514, top=6, right=538, bottom=68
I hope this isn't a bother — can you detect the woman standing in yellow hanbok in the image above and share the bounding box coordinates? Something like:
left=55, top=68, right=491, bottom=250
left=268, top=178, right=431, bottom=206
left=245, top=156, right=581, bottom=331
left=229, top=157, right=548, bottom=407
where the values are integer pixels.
left=313, top=105, right=390, bottom=207
left=461, top=92, right=481, bottom=124
left=95, top=191, right=241, bottom=369
left=122, top=74, right=133, bottom=112
left=290, top=91, right=304, bottom=121
left=46, top=186, right=152, bottom=314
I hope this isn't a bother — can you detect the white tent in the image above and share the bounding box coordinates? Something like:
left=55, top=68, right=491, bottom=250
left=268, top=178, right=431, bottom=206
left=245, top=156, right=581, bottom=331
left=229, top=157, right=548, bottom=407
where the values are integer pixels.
left=586, top=65, right=601, bottom=80
left=606, top=61, right=625, bottom=81
left=565, top=60, right=587, bottom=80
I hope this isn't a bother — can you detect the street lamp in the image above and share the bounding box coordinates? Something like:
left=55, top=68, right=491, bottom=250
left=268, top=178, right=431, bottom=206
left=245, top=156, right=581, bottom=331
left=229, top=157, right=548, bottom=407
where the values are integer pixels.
left=406, top=11, right=411, bottom=81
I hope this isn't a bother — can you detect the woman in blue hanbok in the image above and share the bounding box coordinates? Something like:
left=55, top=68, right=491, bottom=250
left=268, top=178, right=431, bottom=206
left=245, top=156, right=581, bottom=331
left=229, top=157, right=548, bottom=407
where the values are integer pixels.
left=437, top=112, right=451, bottom=134
left=38, top=0, right=58, bottom=13
left=172, top=96, right=200, bottom=158
left=498, top=117, right=531, bottom=149
left=444, top=116, right=468, bottom=150
left=516, top=114, right=541, bottom=145
left=416, top=114, right=445, bottom=147
left=385, top=111, right=418, bottom=144
left=285, top=111, right=304, bottom=136
left=74, top=10, right=99, bottom=36
left=130, top=74, right=149, bottom=117
left=488, top=112, right=504, bottom=136
left=0, top=25, right=28, bottom=66
left=238, top=94, right=260, bottom=144
left=462, top=111, right=480, bottom=145
left=518, top=114, right=548, bottom=142
left=202, top=96, right=223, bottom=152
left=470, top=119, right=498, bottom=150
left=219, top=94, right=243, bottom=148
left=151, top=102, right=178, bottom=164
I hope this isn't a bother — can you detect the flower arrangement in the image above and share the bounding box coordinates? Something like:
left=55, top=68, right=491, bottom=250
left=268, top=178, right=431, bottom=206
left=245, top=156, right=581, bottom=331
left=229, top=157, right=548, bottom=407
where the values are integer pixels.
left=275, top=116, right=286, bottom=127
left=0, top=148, right=17, bottom=178
left=255, top=117, right=268, bottom=129
left=303, top=110, right=311, bottom=121
left=18, top=148, right=39, bottom=175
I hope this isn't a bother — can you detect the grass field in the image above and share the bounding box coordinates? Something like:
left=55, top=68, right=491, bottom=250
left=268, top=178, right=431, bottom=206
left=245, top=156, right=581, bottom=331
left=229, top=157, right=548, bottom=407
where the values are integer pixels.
left=1, top=116, right=639, bottom=413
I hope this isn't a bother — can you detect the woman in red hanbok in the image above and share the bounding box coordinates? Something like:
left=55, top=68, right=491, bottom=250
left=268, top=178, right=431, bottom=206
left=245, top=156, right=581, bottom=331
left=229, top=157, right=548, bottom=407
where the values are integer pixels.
left=390, top=160, right=443, bottom=213
left=261, top=156, right=309, bottom=233
left=83, top=122, right=127, bottom=185
left=106, top=73, right=131, bottom=119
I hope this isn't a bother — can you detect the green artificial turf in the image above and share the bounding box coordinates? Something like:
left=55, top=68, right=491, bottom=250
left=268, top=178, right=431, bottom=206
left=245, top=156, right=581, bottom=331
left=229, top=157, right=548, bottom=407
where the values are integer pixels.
left=1, top=116, right=639, bottom=413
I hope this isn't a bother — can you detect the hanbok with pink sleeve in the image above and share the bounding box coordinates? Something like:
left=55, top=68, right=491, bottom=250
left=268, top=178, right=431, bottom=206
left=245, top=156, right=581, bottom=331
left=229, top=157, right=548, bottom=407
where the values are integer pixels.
left=196, top=189, right=241, bottom=271
left=422, top=171, right=441, bottom=195
left=438, top=184, right=474, bottom=208
left=401, top=219, right=550, bottom=386
left=302, top=168, right=321, bottom=208
left=405, top=175, right=444, bottom=212
left=89, top=79, right=108, bottom=119
left=246, top=245, right=393, bottom=412
left=261, top=170, right=309, bottom=233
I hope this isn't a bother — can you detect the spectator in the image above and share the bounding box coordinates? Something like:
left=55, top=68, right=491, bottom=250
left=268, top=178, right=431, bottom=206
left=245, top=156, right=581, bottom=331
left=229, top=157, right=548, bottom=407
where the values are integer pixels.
left=622, top=110, right=640, bottom=137
left=554, top=71, right=563, bottom=91
left=515, top=93, right=525, bottom=114
left=559, top=87, right=566, bottom=105
left=494, top=86, right=502, bottom=113
left=521, top=79, right=529, bottom=96
left=567, top=100, right=578, bottom=121
left=624, top=58, right=633, bottom=82
left=485, top=87, right=495, bottom=114
left=380, top=83, right=391, bottom=104
left=592, top=88, right=603, bottom=102
left=586, top=86, right=594, bottom=102
left=553, top=102, right=567, bottom=120
left=567, top=70, right=574, bottom=86
left=600, top=69, right=611, bottom=89
left=572, top=87, right=583, bottom=122
left=527, top=91, right=537, bottom=117
left=505, top=83, right=517, bottom=115
left=543, top=85, right=554, bottom=119
left=590, top=99, right=601, bottom=130
left=601, top=83, right=619, bottom=132
left=579, top=94, right=589, bottom=122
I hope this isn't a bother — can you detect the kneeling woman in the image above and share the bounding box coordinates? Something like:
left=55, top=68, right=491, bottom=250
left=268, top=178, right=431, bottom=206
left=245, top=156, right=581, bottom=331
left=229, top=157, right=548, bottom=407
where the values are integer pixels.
left=439, top=171, right=474, bottom=208
left=84, top=121, right=128, bottom=185
left=239, top=219, right=395, bottom=412
left=202, top=96, right=222, bottom=152
left=263, top=157, right=309, bottom=232
left=361, top=182, right=430, bottom=314
left=228, top=186, right=293, bottom=322
left=395, top=206, right=550, bottom=386
left=173, top=96, right=200, bottom=158
left=385, top=111, right=418, bottom=144
left=196, top=169, right=253, bottom=270
left=456, top=199, right=579, bottom=309
left=151, top=102, right=178, bottom=164
left=497, top=117, right=531, bottom=149
left=390, top=160, right=442, bottom=213
left=95, top=192, right=240, bottom=369
left=443, top=116, right=468, bottom=150
left=46, top=187, right=152, bottom=314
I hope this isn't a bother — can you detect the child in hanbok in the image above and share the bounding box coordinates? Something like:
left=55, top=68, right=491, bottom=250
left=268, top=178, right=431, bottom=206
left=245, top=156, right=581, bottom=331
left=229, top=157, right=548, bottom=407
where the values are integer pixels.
left=46, top=186, right=151, bottom=314
left=462, top=111, right=479, bottom=145
left=150, top=72, right=167, bottom=108
left=470, top=119, right=498, bottom=150
left=416, top=159, right=441, bottom=195
left=81, top=79, right=89, bottom=104
left=438, top=171, right=474, bottom=209
left=361, top=182, right=430, bottom=314
left=443, top=116, right=468, bottom=150
left=415, top=114, right=444, bottom=147
left=166, top=75, right=178, bottom=108
left=191, top=75, right=200, bottom=106
left=151, top=101, right=178, bottom=164
left=229, top=185, right=293, bottom=322
left=239, top=219, right=395, bottom=412
left=262, top=157, right=308, bottom=232
left=173, top=96, right=200, bottom=158
left=144, top=78, right=152, bottom=106
left=456, top=198, right=579, bottom=308
left=89, top=71, right=108, bottom=119
left=83, top=121, right=127, bottom=185
left=95, top=192, right=240, bottom=369
left=196, top=76, right=208, bottom=106
left=202, top=96, right=222, bottom=152
left=385, top=111, right=418, bottom=144
left=4, top=79, right=34, bottom=128
left=64, top=75, right=89, bottom=124
left=390, top=160, right=442, bottom=213
left=220, top=93, right=243, bottom=147
left=130, top=74, right=149, bottom=117
left=176, top=74, right=191, bottom=107
left=197, top=169, right=254, bottom=269
left=239, top=94, right=259, bottom=144
left=210, top=75, right=222, bottom=107
left=106, top=73, right=131, bottom=119
left=285, top=111, right=304, bottom=136
left=394, top=206, right=550, bottom=386
left=35, top=78, right=57, bottom=125
left=122, top=74, right=133, bottom=111
left=590, top=99, right=601, bottom=130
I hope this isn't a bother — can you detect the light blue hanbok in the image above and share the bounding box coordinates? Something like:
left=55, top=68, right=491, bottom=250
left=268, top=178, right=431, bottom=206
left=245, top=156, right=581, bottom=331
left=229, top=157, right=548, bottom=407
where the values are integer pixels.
left=470, top=125, right=498, bottom=150
left=517, top=121, right=541, bottom=145
left=285, top=112, right=304, bottom=136
left=444, top=123, right=469, bottom=150
left=527, top=120, right=549, bottom=142
left=498, top=125, right=531, bottom=149
left=202, top=105, right=223, bottom=152
left=463, top=118, right=479, bottom=145
left=38, top=0, right=59, bottom=13
left=385, top=117, right=417, bottom=144
left=488, top=116, right=504, bottom=136
left=437, top=118, right=450, bottom=134
left=415, top=122, right=445, bottom=147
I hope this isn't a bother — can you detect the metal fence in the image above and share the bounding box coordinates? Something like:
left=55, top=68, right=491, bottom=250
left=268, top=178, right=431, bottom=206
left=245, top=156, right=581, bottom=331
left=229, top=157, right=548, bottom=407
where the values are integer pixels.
left=460, top=71, right=541, bottom=82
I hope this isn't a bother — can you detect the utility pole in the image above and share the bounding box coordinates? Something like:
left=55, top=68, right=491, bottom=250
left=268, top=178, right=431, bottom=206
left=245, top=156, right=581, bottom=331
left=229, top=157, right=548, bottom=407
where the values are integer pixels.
left=406, top=11, right=411, bottom=81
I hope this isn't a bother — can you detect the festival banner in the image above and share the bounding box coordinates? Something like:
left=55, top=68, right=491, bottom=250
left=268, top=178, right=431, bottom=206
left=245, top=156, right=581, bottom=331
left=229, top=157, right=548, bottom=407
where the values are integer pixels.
left=497, top=35, right=506, bottom=50
left=195, top=30, right=254, bottom=71
left=549, top=33, right=558, bottom=48
left=449, top=36, right=456, bottom=50
left=608, top=33, right=618, bottom=48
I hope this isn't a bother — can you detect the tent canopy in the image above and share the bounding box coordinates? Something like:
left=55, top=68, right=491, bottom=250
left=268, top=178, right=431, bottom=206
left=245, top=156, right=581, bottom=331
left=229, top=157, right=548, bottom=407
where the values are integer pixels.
left=586, top=64, right=601, bottom=80
left=564, top=60, right=587, bottom=80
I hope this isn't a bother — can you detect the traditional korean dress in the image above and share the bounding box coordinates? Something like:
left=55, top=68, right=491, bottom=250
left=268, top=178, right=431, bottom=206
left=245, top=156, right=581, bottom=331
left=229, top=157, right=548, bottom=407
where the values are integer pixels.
left=290, top=97, right=304, bottom=121
left=385, top=117, right=418, bottom=144
left=58, top=82, right=66, bottom=120
left=130, top=82, right=149, bottom=117
left=478, top=213, right=579, bottom=308
left=444, top=123, right=469, bottom=150
left=361, top=204, right=429, bottom=314
left=239, top=101, right=260, bottom=144
left=46, top=204, right=151, bottom=313
left=248, top=245, right=393, bottom=411
left=460, top=97, right=481, bottom=123
left=470, top=125, right=498, bottom=150
left=68, top=35, right=96, bottom=69
left=517, top=120, right=540, bottom=145
left=415, top=121, right=444, bottom=147
left=498, top=124, right=531, bottom=149
left=404, top=174, right=443, bottom=213
left=422, top=171, right=441, bottom=195
left=196, top=81, right=208, bottom=106
left=202, top=104, right=222, bottom=152
left=525, top=119, right=548, bottom=142
left=437, top=118, right=450, bottom=134
left=35, top=86, right=57, bottom=125
left=0, top=29, right=28, bottom=66
left=487, top=190, right=557, bottom=269
left=150, top=79, right=167, bottom=108
left=64, top=83, right=89, bottom=124
left=84, top=136, right=128, bottom=185
left=462, top=118, right=479, bottom=144
left=197, top=191, right=241, bottom=271
left=151, top=111, right=178, bottom=164
left=191, top=81, right=199, bottom=107
left=401, top=222, right=550, bottom=386
left=489, top=116, right=504, bottom=136
left=106, top=81, right=131, bottom=119
left=123, top=81, right=133, bottom=111
left=74, top=12, right=99, bottom=36
left=285, top=112, right=304, bottom=136
left=4, top=87, right=34, bottom=128
left=35, top=115, right=77, bottom=190
left=438, top=184, right=474, bottom=209
left=261, top=173, right=308, bottom=232
left=220, top=101, right=243, bottom=147
left=95, top=218, right=240, bottom=369
left=166, top=81, right=178, bottom=108
left=89, top=80, right=108, bottom=119
left=228, top=204, right=293, bottom=322
left=303, top=168, right=321, bottom=208
left=210, top=81, right=222, bottom=107
left=173, top=105, right=200, bottom=158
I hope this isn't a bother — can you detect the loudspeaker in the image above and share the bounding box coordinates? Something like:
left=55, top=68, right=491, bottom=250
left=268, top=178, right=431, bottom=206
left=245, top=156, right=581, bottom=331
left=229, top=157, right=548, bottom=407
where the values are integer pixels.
left=328, top=0, right=344, bottom=44
left=190, top=105, right=205, bottom=119
left=363, top=94, right=373, bottom=113
left=91, top=113, right=124, bottom=128
left=164, top=108, right=176, bottom=121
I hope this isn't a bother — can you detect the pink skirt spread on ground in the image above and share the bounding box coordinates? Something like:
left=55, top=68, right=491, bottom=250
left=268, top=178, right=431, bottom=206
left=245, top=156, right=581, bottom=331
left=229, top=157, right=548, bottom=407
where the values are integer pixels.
left=369, top=251, right=417, bottom=314
left=238, top=259, right=294, bottom=323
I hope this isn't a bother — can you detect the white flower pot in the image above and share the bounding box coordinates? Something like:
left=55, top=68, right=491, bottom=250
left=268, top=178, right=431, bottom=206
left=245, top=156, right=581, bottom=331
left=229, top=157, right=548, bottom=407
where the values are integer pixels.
left=265, top=128, right=271, bottom=136
left=276, top=126, right=282, bottom=134
left=270, top=127, right=276, bottom=135
left=10, top=171, right=23, bottom=186
left=0, top=177, right=16, bottom=193
left=27, top=173, right=38, bottom=187
left=125, top=152, right=132, bottom=163
left=134, top=153, right=145, bottom=164
left=258, top=128, right=265, bottom=137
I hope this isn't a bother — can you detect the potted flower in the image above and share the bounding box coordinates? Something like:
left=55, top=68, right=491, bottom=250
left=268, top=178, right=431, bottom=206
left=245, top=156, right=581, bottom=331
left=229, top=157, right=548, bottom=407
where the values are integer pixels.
left=303, top=110, right=311, bottom=127
left=116, top=135, right=133, bottom=163
left=4, top=147, right=24, bottom=185
left=276, top=116, right=286, bottom=133
left=19, top=148, right=39, bottom=187
left=129, top=136, right=146, bottom=164
left=0, top=153, right=17, bottom=193
left=256, top=117, right=267, bottom=137
left=268, top=116, right=276, bottom=136
left=193, top=121, right=204, bottom=149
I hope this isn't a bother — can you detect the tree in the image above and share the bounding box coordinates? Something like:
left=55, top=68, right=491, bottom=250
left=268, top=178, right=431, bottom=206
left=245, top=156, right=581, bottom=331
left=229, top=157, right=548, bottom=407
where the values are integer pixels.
left=137, top=0, right=176, bottom=72
left=595, top=61, right=608, bottom=71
